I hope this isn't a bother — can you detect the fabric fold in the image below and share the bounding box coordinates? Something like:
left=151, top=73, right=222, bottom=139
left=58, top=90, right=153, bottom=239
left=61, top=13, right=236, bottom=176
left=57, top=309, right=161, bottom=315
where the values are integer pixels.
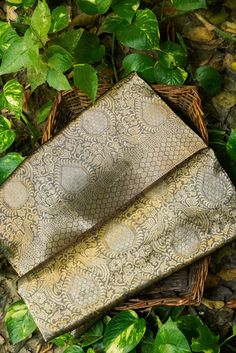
left=0, top=73, right=206, bottom=276
left=18, top=148, right=236, bottom=341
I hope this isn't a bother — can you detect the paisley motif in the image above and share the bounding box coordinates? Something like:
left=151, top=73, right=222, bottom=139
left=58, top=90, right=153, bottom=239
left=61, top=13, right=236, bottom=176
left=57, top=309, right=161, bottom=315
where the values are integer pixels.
left=0, top=73, right=206, bottom=275
left=18, top=148, right=236, bottom=341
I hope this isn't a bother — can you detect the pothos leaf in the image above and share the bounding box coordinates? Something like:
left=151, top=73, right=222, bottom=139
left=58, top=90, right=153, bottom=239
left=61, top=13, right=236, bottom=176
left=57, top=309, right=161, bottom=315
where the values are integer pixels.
left=3, top=79, right=23, bottom=116
left=5, top=300, right=36, bottom=344
left=195, top=65, right=222, bottom=96
left=154, top=62, right=188, bottom=85
left=103, top=9, right=160, bottom=50
left=191, top=324, right=220, bottom=353
left=77, top=0, right=112, bottom=15
left=31, top=0, right=51, bottom=44
left=103, top=310, right=146, bottom=353
left=122, top=53, right=155, bottom=83
left=50, top=6, right=69, bottom=33
left=154, top=318, right=191, bottom=353
left=73, top=64, right=98, bottom=103
left=63, top=345, right=85, bottom=353
left=0, top=129, right=15, bottom=153
left=159, top=41, right=187, bottom=69
left=47, top=69, right=71, bottom=91
left=111, top=0, right=140, bottom=23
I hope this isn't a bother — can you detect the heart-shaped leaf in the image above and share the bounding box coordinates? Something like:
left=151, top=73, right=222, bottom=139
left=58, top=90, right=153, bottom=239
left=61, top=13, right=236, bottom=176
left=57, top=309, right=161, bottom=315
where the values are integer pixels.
left=50, top=6, right=69, bottom=33
left=31, top=0, right=51, bottom=44
left=47, top=68, right=71, bottom=91
left=54, top=29, right=84, bottom=54
left=103, top=310, right=146, bottom=353
left=154, top=62, right=188, bottom=85
left=80, top=320, right=104, bottom=347
left=103, top=9, right=159, bottom=50
left=3, top=79, right=23, bottom=116
left=63, top=345, right=85, bottom=353
left=111, top=0, right=140, bottom=23
left=191, top=324, right=220, bottom=353
left=122, top=53, right=155, bottom=82
left=195, top=65, right=222, bottom=96
left=74, top=31, right=105, bottom=64
left=77, top=0, right=112, bottom=15
left=154, top=318, right=191, bottom=353
left=73, top=64, right=98, bottom=102
left=159, top=41, right=187, bottom=69
left=5, top=300, right=36, bottom=345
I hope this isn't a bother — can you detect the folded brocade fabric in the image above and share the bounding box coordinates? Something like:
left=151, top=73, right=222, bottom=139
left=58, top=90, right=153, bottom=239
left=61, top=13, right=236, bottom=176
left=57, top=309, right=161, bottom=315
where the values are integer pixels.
left=1, top=73, right=236, bottom=341
left=0, top=74, right=205, bottom=275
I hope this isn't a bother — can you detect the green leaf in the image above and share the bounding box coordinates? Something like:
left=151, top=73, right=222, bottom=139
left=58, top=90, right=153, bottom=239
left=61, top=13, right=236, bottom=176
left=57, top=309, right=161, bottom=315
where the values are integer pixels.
left=0, top=153, right=24, bottom=184
left=0, top=38, right=39, bottom=75
left=122, top=53, right=155, bottom=82
left=106, top=10, right=158, bottom=50
left=23, top=0, right=36, bottom=8
left=0, top=22, right=19, bottom=58
left=53, top=29, right=84, bottom=54
left=46, top=45, right=73, bottom=72
left=103, top=310, right=146, bottom=353
left=51, top=333, right=74, bottom=347
left=80, top=320, right=104, bottom=347
left=31, top=0, right=51, bottom=45
left=0, top=129, right=15, bottom=153
left=47, top=69, right=71, bottom=91
left=104, top=9, right=159, bottom=50
left=159, top=41, right=187, bottom=69
left=176, top=314, right=203, bottom=342
left=73, top=64, right=98, bottom=103
left=6, top=0, right=22, bottom=4
left=195, top=65, right=222, bottom=96
left=48, top=53, right=72, bottom=72
left=27, top=60, right=48, bottom=92
left=191, top=324, right=220, bottom=353
left=226, top=129, right=236, bottom=161
left=139, top=328, right=154, bottom=353
left=3, top=79, right=23, bottom=116
left=63, top=345, right=84, bottom=353
left=50, top=6, right=69, bottom=33
left=111, top=0, right=140, bottom=23
left=0, top=116, right=11, bottom=130
left=154, top=318, right=191, bottom=353
left=77, top=0, right=112, bottom=15
left=36, top=100, right=53, bottom=124
left=171, top=0, right=207, bottom=11
left=74, top=31, right=105, bottom=64
left=154, top=62, right=188, bottom=85
left=5, top=300, right=36, bottom=345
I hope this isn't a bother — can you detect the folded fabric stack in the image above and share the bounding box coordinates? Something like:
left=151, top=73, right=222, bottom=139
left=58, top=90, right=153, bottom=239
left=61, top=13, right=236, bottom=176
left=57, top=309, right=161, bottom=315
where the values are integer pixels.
left=1, top=74, right=235, bottom=340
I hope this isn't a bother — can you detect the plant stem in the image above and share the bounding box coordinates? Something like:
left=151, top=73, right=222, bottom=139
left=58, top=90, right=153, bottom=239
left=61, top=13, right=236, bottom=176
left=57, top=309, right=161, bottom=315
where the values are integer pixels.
left=220, top=334, right=235, bottom=347
left=111, top=34, right=118, bottom=83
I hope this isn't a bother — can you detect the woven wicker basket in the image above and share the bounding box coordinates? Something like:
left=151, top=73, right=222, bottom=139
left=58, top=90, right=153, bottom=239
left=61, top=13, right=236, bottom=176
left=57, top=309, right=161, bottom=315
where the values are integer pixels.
left=42, top=83, right=209, bottom=308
